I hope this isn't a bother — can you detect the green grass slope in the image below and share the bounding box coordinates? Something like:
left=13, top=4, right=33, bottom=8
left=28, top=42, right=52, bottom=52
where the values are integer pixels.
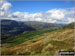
left=63, top=22, right=74, bottom=29
left=1, top=23, right=74, bottom=55
left=2, top=29, right=56, bottom=46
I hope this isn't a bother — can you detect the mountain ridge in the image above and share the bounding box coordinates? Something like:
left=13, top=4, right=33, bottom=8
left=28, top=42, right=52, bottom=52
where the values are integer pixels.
left=1, top=19, right=62, bottom=43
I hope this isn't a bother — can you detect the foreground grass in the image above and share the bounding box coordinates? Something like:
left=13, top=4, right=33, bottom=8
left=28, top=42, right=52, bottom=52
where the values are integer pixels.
left=1, top=28, right=74, bottom=55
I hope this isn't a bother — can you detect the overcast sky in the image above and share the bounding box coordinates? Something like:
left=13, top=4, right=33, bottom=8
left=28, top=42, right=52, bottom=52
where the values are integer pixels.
left=0, top=0, right=75, bottom=24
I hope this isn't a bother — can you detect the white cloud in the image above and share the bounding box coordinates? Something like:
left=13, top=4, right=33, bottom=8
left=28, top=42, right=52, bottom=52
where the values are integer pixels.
left=35, top=18, right=42, bottom=21
left=68, top=18, right=75, bottom=24
left=24, top=13, right=31, bottom=19
left=48, top=19, right=56, bottom=23
left=1, top=2, right=11, bottom=11
left=0, top=0, right=12, bottom=18
left=0, top=11, right=4, bottom=16
left=0, top=0, right=74, bottom=24
left=46, top=9, right=65, bottom=20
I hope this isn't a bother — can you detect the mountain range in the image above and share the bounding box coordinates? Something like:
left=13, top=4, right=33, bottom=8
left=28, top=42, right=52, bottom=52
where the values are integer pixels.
left=1, top=19, right=63, bottom=43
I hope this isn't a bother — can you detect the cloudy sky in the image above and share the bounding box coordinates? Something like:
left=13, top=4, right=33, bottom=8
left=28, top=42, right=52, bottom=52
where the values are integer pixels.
left=0, top=0, right=75, bottom=24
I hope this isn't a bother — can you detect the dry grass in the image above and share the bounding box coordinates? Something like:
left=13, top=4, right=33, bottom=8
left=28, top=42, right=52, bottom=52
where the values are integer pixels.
left=1, top=29, right=74, bottom=55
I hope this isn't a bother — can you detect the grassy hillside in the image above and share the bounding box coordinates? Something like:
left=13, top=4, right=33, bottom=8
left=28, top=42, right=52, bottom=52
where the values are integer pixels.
left=63, top=22, right=74, bottom=29
left=2, top=29, right=56, bottom=47
left=1, top=19, right=62, bottom=43
left=1, top=29, right=74, bottom=55
left=1, top=22, right=74, bottom=55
